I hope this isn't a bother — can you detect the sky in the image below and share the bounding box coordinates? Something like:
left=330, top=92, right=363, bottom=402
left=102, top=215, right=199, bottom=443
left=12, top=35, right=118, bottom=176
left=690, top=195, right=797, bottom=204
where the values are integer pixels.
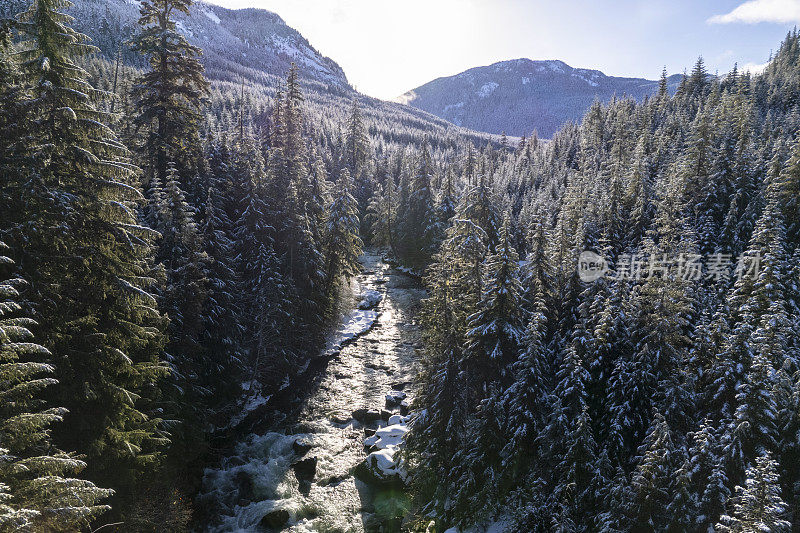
left=207, top=0, right=799, bottom=100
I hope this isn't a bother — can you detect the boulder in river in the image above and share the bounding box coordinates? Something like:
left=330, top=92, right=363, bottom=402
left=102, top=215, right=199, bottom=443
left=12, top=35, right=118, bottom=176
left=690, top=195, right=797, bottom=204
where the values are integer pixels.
left=292, top=438, right=313, bottom=456
left=233, top=470, right=254, bottom=501
left=331, top=412, right=352, bottom=424
left=385, top=390, right=407, bottom=408
left=358, top=289, right=383, bottom=309
left=388, top=414, right=409, bottom=425
left=260, top=508, right=290, bottom=529
left=292, top=457, right=317, bottom=482
left=354, top=449, right=406, bottom=487
left=400, top=399, right=411, bottom=415
left=352, top=408, right=382, bottom=423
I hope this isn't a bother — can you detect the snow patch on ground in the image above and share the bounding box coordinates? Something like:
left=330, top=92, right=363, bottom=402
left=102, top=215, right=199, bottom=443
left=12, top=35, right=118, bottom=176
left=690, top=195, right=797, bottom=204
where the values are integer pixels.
left=320, top=309, right=378, bottom=358
left=572, top=72, right=599, bottom=86
left=385, top=390, right=406, bottom=406
left=444, top=101, right=465, bottom=114
left=364, top=424, right=408, bottom=450
left=522, top=76, right=530, bottom=85
left=228, top=380, right=272, bottom=428
left=267, top=35, right=339, bottom=83
left=203, top=6, right=221, bottom=24
left=477, top=82, right=499, bottom=98
left=175, top=20, right=193, bottom=37
left=443, top=516, right=511, bottom=533
left=363, top=448, right=406, bottom=481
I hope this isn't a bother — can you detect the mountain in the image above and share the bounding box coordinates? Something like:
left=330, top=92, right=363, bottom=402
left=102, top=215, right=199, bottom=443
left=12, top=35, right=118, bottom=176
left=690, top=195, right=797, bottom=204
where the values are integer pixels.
left=397, top=58, right=684, bottom=138
left=0, top=0, right=350, bottom=88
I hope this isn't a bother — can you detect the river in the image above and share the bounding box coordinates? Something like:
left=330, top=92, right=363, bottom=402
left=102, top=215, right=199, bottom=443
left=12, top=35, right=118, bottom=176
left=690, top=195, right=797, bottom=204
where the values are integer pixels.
left=198, top=251, right=426, bottom=532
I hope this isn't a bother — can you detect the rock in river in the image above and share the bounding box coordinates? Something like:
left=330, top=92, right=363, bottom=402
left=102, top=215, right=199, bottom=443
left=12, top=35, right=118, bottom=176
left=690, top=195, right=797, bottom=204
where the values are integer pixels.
left=292, top=438, right=313, bottom=456
left=352, top=408, right=382, bottom=423
left=291, top=456, right=317, bottom=482
left=260, top=508, right=290, bottom=529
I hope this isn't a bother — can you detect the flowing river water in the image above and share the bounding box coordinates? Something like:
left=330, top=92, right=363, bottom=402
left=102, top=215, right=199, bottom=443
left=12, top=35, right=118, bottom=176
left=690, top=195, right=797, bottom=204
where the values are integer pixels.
left=198, top=252, right=426, bottom=532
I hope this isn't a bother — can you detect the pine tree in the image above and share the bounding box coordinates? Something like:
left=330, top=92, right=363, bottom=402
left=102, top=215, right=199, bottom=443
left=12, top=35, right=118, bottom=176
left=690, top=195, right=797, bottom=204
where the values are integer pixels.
left=367, top=173, right=398, bottom=255
left=0, top=24, right=28, bottom=228
left=628, top=414, right=680, bottom=532
left=200, top=176, right=243, bottom=412
left=727, top=351, right=779, bottom=483
left=688, top=419, right=730, bottom=530
left=232, top=144, right=293, bottom=387
left=343, top=99, right=369, bottom=177
left=131, top=0, right=210, bottom=190
left=541, top=322, right=601, bottom=531
left=13, top=0, right=169, bottom=494
left=156, top=163, right=210, bottom=449
left=717, top=453, right=791, bottom=533
left=324, top=169, right=363, bottom=299
left=398, top=148, right=441, bottom=268
left=775, top=136, right=800, bottom=250
left=265, top=67, right=325, bottom=330
left=501, top=282, right=550, bottom=484
left=462, top=220, right=525, bottom=405
left=0, top=241, right=113, bottom=532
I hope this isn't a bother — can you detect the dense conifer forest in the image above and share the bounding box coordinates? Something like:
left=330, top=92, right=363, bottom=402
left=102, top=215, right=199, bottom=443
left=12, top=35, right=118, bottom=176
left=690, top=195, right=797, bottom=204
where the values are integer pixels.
left=2, top=0, right=800, bottom=531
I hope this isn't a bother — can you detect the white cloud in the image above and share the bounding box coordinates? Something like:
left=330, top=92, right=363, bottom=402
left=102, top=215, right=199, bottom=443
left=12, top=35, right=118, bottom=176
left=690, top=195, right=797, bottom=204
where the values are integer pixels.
left=708, top=0, right=800, bottom=24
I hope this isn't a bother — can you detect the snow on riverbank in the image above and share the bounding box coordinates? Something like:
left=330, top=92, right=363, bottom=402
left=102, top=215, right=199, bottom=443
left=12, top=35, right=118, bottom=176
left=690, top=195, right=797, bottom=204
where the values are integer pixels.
left=443, top=517, right=511, bottom=533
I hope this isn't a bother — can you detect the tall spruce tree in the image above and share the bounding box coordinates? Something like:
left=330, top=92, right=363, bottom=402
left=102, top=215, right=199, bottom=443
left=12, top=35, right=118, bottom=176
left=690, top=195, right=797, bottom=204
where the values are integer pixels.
left=717, top=453, right=791, bottom=533
left=131, top=0, right=209, bottom=194
left=0, top=242, right=112, bottom=532
left=324, top=169, right=363, bottom=300
left=12, top=0, right=169, bottom=497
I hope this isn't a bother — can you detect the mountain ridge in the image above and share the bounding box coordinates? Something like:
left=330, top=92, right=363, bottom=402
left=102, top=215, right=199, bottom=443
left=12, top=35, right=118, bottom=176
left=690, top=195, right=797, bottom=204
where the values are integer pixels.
left=0, top=0, right=351, bottom=88
left=397, top=58, right=684, bottom=138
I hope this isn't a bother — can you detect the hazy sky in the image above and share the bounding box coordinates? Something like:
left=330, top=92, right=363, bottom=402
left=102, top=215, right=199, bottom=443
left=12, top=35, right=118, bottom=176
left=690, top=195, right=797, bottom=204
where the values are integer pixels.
left=207, top=0, right=799, bottom=100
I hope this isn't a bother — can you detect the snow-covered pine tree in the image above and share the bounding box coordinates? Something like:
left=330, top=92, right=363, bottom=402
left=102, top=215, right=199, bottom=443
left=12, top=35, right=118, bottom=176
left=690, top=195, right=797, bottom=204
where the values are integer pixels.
left=0, top=241, right=113, bottom=532
left=540, top=321, right=601, bottom=531
left=200, top=175, right=244, bottom=412
left=131, top=0, right=210, bottom=194
left=13, top=0, right=169, bottom=493
left=0, top=24, right=27, bottom=220
left=688, top=419, right=731, bottom=530
left=627, top=413, right=681, bottom=531
left=775, top=136, right=800, bottom=250
left=233, top=143, right=293, bottom=388
left=265, top=67, right=326, bottom=332
left=462, top=218, right=525, bottom=405
left=438, top=168, right=458, bottom=225
left=501, top=280, right=551, bottom=485
left=397, top=148, right=441, bottom=269
left=716, top=453, right=791, bottom=533
left=324, top=168, right=363, bottom=300
left=343, top=99, right=373, bottom=239
left=155, top=162, right=211, bottom=467
left=367, top=172, right=398, bottom=255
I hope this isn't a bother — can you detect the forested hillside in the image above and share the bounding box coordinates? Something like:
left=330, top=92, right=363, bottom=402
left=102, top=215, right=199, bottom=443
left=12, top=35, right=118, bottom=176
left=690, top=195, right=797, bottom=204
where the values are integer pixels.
left=396, top=39, right=800, bottom=532
left=1, top=0, right=800, bottom=531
